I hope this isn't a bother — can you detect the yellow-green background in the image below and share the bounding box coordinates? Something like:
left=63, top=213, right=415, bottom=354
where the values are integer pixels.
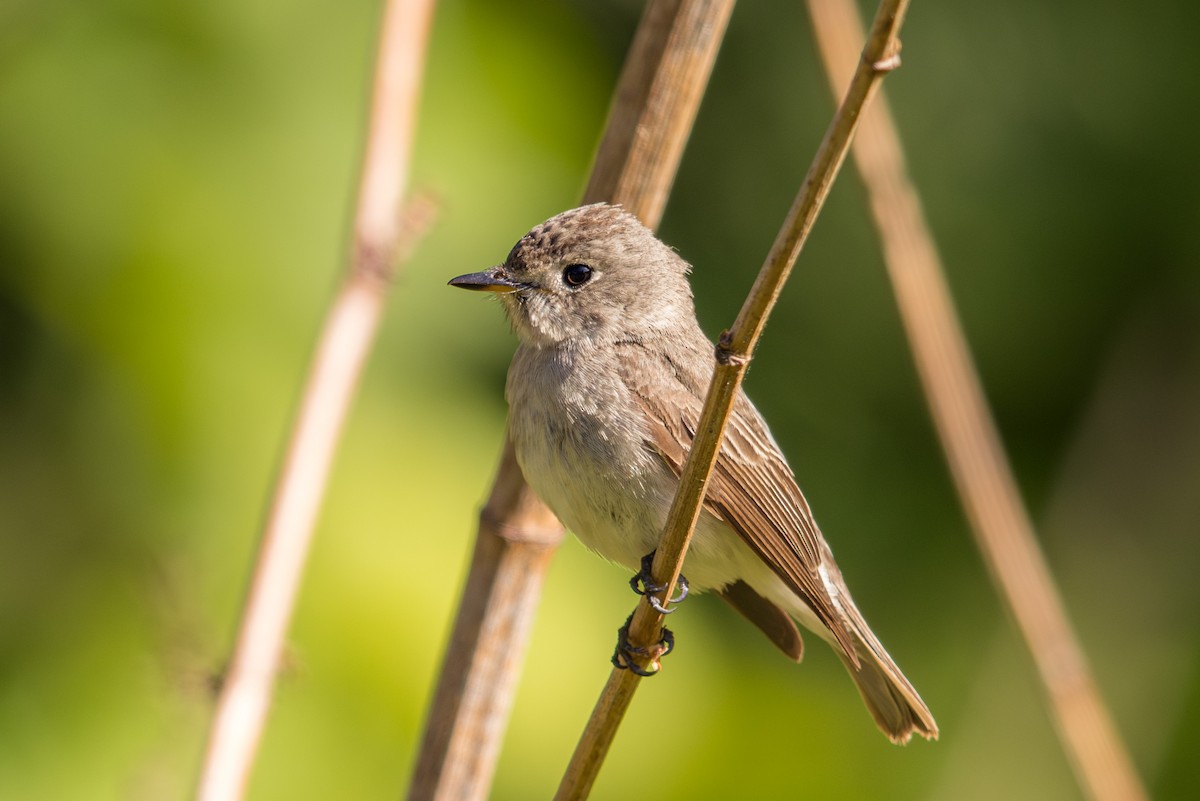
left=2, top=0, right=1197, bottom=798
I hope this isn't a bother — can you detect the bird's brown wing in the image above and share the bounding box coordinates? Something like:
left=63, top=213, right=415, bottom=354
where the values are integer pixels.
left=617, top=341, right=859, bottom=663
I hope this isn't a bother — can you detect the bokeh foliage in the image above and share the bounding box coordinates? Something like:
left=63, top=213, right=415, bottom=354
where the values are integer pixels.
left=1, top=0, right=1198, bottom=799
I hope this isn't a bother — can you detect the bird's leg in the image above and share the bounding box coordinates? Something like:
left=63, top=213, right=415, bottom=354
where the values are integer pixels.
left=629, top=551, right=689, bottom=614
left=611, top=612, right=675, bottom=676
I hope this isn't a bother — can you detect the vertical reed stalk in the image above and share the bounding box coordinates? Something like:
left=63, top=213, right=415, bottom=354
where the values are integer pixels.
left=195, top=2, right=437, bottom=798
left=406, top=2, right=736, bottom=799
left=804, top=2, right=1149, bottom=800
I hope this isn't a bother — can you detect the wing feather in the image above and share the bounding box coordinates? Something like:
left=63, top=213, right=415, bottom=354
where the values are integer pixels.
left=616, top=340, right=858, bottom=663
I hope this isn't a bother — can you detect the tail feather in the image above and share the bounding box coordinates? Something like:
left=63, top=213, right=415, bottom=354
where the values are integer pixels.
left=747, top=550, right=937, bottom=743
left=837, top=644, right=938, bottom=744
left=836, top=599, right=938, bottom=744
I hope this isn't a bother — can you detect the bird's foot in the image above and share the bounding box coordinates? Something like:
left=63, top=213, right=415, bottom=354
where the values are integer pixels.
left=628, top=551, right=690, bottom=614
left=611, top=613, right=675, bottom=676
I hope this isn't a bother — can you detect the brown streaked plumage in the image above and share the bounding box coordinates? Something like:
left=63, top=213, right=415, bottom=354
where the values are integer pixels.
left=450, top=203, right=937, bottom=743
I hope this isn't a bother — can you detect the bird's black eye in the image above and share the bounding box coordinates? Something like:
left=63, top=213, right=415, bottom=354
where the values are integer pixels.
left=562, top=263, right=593, bottom=287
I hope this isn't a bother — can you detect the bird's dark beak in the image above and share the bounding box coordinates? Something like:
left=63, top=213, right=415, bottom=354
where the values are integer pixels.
left=448, top=266, right=523, bottom=293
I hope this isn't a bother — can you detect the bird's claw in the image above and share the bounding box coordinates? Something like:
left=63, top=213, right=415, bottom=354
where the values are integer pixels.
left=629, top=551, right=690, bottom=614
left=611, top=613, right=675, bottom=676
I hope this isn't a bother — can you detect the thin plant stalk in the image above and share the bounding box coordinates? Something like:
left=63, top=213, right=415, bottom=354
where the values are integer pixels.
left=194, top=1, right=436, bottom=799
left=404, top=438, right=563, bottom=801
left=804, top=2, right=1149, bottom=800
left=553, top=2, right=911, bottom=798
left=405, top=2, right=735, bottom=799
left=584, top=0, right=739, bottom=225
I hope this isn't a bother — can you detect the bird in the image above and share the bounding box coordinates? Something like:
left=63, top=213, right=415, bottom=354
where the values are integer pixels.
left=449, top=202, right=937, bottom=743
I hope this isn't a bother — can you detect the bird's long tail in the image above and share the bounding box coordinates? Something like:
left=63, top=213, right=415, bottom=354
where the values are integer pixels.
left=836, top=600, right=938, bottom=744
left=745, top=547, right=938, bottom=743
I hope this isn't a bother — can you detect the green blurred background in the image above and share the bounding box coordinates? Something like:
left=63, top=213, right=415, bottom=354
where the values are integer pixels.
left=2, top=0, right=1198, bottom=798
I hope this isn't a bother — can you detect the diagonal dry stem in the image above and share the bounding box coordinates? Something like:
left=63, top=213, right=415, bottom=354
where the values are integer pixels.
left=405, top=2, right=736, bottom=799
left=804, top=2, right=1149, bottom=800
left=553, top=2, right=911, bottom=799
left=194, top=2, right=437, bottom=799
left=584, top=0, right=737, bottom=225
left=404, top=437, right=563, bottom=801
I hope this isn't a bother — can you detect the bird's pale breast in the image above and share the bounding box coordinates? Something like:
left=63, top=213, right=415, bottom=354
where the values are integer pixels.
left=505, top=341, right=769, bottom=593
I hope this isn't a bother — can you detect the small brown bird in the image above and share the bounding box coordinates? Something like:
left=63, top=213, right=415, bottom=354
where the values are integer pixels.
left=450, top=203, right=937, bottom=743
